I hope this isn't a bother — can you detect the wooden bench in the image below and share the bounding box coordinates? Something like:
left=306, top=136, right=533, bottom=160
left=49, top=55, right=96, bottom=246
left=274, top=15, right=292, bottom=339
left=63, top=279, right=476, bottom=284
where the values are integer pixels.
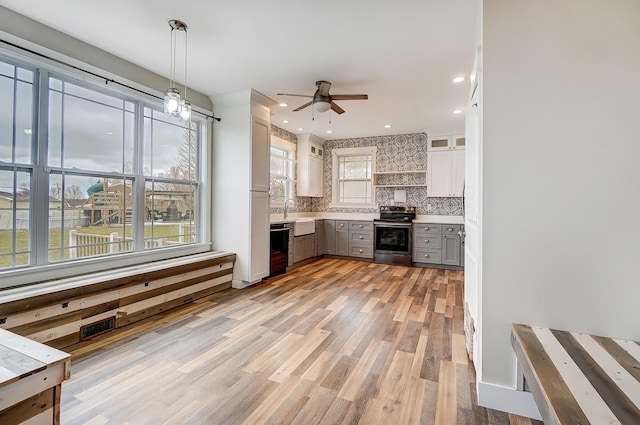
left=0, top=329, right=70, bottom=424
left=511, top=323, right=640, bottom=424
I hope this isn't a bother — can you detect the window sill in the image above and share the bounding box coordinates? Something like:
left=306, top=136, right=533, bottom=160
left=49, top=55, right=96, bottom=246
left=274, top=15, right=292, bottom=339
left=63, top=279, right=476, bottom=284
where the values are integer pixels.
left=0, top=243, right=213, bottom=291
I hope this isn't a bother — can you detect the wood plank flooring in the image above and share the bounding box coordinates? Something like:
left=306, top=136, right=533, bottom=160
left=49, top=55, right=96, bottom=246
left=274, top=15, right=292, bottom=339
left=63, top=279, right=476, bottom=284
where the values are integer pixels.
left=60, top=258, right=542, bottom=425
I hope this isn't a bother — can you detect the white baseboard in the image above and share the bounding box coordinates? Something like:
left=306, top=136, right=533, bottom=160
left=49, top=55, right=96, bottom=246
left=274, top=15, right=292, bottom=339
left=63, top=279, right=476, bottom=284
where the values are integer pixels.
left=477, top=381, right=542, bottom=420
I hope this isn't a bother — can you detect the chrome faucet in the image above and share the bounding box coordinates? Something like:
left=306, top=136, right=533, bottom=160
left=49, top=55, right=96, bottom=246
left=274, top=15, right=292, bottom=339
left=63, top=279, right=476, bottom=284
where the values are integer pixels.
left=283, top=199, right=295, bottom=219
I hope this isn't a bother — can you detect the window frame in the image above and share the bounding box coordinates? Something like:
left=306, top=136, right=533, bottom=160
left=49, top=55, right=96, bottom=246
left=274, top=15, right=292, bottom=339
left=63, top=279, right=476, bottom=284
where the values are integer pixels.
left=0, top=49, right=212, bottom=290
left=269, top=136, right=295, bottom=207
left=330, top=146, right=377, bottom=209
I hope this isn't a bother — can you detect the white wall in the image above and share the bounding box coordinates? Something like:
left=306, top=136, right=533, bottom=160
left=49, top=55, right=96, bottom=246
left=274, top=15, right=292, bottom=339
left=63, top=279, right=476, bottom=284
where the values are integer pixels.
left=0, top=5, right=212, bottom=111
left=479, top=0, right=640, bottom=413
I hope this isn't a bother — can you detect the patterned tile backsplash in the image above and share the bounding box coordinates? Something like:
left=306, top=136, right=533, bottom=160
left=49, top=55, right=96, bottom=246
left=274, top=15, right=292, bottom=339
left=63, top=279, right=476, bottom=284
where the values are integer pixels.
left=269, top=127, right=462, bottom=216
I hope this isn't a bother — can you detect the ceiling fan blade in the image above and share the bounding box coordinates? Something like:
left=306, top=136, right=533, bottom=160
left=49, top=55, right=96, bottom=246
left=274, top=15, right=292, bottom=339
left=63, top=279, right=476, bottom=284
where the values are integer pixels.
left=330, top=101, right=345, bottom=115
left=330, top=94, right=368, bottom=100
left=277, top=93, right=313, bottom=98
left=292, top=101, right=313, bottom=112
left=316, top=81, right=332, bottom=97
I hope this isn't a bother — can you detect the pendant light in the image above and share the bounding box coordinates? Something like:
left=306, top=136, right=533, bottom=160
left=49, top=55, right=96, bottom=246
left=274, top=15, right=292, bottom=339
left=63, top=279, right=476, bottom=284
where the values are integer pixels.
left=164, top=19, right=191, bottom=122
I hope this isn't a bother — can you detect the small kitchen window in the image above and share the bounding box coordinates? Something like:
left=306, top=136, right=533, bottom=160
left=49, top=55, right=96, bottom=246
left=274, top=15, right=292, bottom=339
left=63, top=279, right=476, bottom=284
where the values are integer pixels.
left=270, top=137, right=295, bottom=207
left=330, top=146, right=377, bottom=208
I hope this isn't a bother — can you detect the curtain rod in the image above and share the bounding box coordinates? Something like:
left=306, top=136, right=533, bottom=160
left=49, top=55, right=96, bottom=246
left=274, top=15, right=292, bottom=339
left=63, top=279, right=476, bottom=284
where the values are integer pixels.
left=0, top=38, right=221, bottom=122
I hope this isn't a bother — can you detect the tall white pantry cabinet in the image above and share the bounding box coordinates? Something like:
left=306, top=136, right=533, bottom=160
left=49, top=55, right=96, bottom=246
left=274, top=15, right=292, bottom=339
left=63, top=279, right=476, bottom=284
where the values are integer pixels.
left=212, top=89, right=273, bottom=288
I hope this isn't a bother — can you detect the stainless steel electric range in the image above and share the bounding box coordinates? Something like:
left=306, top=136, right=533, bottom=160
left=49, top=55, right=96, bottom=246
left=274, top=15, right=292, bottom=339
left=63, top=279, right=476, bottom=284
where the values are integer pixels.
left=373, top=206, right=416, bottom=266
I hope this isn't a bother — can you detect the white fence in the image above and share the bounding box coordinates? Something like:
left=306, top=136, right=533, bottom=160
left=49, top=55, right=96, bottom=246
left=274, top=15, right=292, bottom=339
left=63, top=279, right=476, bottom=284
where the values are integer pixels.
left=68, top=224, right=195, bottom=259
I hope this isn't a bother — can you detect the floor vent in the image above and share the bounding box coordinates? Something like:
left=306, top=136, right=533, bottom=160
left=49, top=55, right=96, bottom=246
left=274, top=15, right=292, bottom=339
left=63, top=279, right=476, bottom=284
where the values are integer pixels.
left=80, top=316, right=115, bottom=340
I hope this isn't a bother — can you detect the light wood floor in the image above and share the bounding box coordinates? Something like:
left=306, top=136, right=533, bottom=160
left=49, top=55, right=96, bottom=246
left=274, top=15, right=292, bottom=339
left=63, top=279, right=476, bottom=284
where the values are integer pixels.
left=61, top=258, right=542, bottom=425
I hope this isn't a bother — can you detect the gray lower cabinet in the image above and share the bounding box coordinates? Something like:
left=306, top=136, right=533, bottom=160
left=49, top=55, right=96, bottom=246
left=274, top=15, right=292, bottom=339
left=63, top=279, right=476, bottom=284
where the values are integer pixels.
left=322, top=219, right=373, bottom=259
left=293, top=234, right=314, bottom=263
left=442, top=225, right=461, bottom=265
left=348, top=221, right=374, bottom=259
left=324, top=220, right=335, bottom=255
left=335, top=220, right=349, bottom=256
left=413, top=223, right=463, bottom=267
left=314, top=219, right=324, bottom=257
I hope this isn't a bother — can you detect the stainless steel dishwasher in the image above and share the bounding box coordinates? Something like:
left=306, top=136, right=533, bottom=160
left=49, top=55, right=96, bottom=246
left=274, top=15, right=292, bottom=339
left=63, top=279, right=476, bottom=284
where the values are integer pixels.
left=270, top=223, right=290, bottom=276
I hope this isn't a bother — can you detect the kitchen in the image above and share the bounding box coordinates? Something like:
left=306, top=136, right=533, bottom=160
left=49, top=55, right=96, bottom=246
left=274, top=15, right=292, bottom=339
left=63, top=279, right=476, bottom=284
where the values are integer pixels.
left=266, top=128, right=465, bottom=275
left=211, top=91, right=465, bottom=288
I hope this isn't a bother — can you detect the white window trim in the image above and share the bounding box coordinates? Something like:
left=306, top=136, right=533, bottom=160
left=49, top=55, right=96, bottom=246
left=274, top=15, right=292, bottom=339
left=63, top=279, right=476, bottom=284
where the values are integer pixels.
left=329, top=146, right=377, bottom=209
left=0, top=47, right=212, bottom=288
left=270, top=136, right=296, bottom=208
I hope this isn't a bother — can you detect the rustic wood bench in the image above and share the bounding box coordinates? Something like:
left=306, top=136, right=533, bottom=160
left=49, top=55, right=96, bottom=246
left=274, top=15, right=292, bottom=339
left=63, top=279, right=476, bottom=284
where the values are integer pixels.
left=0, top=329, right=70, bottom=424
left=511, top=323, right=640, bottom=424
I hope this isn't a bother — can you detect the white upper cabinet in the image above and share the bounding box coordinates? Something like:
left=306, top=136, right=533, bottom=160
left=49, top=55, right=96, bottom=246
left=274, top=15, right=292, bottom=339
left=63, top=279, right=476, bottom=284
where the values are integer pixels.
left=297, top=133, right=325, bottom=197
left=427, top=133, right=465, bottom=197
left=251, top=105, right=271, bottom=192
left=428, top=134, right=466, bottom=151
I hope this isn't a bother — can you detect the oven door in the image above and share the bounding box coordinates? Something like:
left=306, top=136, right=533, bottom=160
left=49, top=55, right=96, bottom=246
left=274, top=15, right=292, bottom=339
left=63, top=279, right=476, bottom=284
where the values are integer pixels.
left=374, top=222, right=412, bottom=265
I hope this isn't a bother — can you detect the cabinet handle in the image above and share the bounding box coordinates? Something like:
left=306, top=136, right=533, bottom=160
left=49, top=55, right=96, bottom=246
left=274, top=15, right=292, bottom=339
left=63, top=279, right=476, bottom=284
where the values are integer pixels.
left=448, top=228, right=454, bottom=232
left=359, top=236, right=363, bottom=239
left=359, top=224, right=363, bottom=228
left=425, top=239, right=429, bottom=243
left=443, top=235, right=446, bottom=238
left=359, top=249, right=363, bottom=253
left=340, top=223, right=344, bottom=227
left=425, top=254, right=430, bottom=258
left=425, top=227, right=430, bottom=230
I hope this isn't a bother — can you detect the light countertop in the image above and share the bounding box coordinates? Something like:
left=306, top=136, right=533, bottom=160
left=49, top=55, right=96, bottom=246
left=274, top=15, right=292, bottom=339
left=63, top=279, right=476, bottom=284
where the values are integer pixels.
left=270, top=213, right=463, bottom=225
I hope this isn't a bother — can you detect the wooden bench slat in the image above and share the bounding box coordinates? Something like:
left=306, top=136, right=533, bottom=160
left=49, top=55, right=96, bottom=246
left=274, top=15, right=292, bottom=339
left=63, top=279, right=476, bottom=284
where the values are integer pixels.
left=513, top=324, right=640, bottom=425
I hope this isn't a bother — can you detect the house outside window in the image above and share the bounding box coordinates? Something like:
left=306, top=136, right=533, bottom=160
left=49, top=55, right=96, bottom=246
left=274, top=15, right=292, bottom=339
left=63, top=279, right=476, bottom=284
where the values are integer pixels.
left=0, top=52, right=207, bottom=286
left=270, top=136, right=295, bottom=206
left=330, top=146, right=377, bottom=208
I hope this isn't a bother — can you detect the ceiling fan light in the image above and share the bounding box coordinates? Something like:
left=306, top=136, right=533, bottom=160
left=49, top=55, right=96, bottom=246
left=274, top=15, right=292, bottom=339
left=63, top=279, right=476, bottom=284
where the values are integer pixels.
left=314, top=101, right=331, bottom=113
left=164, top=87, right=181, bottom=115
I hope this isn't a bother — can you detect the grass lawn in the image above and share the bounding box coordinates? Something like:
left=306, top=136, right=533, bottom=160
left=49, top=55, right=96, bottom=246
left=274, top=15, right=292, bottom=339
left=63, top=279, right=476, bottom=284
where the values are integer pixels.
left=0, top=223, right=193, bottom=269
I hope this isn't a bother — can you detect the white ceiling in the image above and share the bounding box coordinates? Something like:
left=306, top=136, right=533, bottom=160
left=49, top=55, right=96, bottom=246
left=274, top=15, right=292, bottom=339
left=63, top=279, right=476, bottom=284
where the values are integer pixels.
left=0, top=0, right=477, bottom=140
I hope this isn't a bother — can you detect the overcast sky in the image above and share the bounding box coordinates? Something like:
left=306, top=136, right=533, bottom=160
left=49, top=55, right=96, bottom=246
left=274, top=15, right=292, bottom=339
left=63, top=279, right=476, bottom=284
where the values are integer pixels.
left=1, top=71, right=196, bottom=197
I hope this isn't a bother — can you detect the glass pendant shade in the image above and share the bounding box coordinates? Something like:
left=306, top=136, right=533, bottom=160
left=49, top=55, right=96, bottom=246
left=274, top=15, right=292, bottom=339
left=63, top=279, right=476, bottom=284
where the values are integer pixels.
left=179, top=99, right=192, bottom=121
left=164, top=87, right=181, bottom=115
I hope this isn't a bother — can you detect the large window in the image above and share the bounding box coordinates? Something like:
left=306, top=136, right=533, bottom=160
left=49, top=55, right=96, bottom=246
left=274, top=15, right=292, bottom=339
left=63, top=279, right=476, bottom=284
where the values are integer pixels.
left=269, top=137, right=295, bottom=205
left=0, top=52, right=205, bottom=281
left=331, top=146, right=377, bottom=207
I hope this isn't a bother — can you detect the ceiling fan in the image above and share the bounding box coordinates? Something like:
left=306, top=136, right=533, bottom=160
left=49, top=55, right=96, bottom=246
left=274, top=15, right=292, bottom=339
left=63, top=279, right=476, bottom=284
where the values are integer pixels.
left=277, top=80, right=368, bottom=114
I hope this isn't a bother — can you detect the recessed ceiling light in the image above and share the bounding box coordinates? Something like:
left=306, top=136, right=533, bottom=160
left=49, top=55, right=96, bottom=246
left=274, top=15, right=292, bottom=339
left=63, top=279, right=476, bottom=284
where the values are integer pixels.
left=297, top=128, right=303, bottom=131
left=326, top=130, right=333, bottom=134
left=453, top=77, right=464, bottom=83
left=279, top=103, right=288, bottom=107
left=384, top=124, right=392, bottom=128
left=283, top=120, right=289, bottom=124
left=453, top=109, right=462, bottom=114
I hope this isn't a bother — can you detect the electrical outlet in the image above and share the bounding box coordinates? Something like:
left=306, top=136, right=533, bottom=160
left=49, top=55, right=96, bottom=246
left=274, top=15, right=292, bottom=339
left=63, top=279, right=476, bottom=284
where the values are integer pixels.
left=427, top=204, right=432, bottom=212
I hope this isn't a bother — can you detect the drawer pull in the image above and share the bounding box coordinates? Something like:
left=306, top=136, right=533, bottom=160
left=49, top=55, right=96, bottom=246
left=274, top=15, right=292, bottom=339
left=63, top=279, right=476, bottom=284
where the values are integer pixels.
left=359, top=236, right=363, bottom=239
left=448, top=227, right=454, bottom=232
left=425, top=254, right=430, bottom=258
left=359, top=249, right=363, bottom=253
left=340, top=223, right=344, bottom=227
left=443, top=235, right=446, bottom=238
left=425, top=239, right=429, bottom=243
left=359, top=224, right=363, bottom=228
left=425, top=227, right=430, bottom=230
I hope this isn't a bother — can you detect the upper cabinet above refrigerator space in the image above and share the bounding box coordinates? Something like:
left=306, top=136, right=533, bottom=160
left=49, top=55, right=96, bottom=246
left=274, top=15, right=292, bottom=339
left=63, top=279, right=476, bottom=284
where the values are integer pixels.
left=297, top=133, right=325, bottom=197
left=427, top=134, right=466, bottom=151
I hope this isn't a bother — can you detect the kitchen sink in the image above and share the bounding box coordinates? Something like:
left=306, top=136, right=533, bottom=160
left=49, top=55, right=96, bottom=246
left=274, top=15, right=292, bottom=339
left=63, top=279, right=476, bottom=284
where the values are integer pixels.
left=293, top=218, right=315, bottom=236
